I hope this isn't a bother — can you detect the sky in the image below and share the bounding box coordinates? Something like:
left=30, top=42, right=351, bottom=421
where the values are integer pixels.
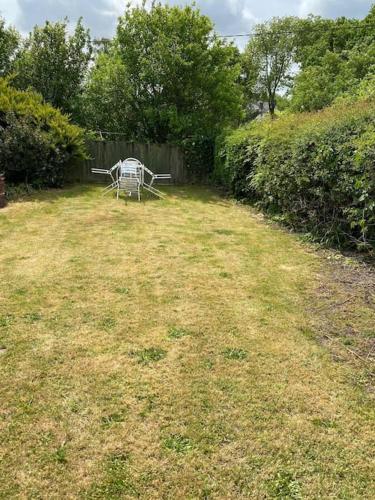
left=0, top=0, right=373, bottom=44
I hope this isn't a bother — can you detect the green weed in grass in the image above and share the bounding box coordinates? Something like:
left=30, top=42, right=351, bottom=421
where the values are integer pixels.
left=101, top=412, right=127, bottom=428
left=266, top=471, right=302, bottom=499
left=86, top=452, right=139, bottom=498
left=23, top=312, right=42, bottom=323
left=203, top=358, right=215, bottom=370
left=312, top=418, right=338, bottom=429
left=100, top=317, right=117, bottom=331
left=168, top=327, right=190, bottom=340
left=52, top=445, right=68, bottom=465
left=219, top=271, right=232, bottom=279
left=223, top=348, right=248, bottom=361
left=163, top=435, right=193, bottom=454
left=0, top=314, right=13, bottom=328
left=137, top=394, right=157, bottom=418
left=132, top=348, right=167, bottom=365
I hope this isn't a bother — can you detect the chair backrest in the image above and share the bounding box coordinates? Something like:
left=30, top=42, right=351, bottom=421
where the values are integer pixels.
left=119, top=158, right=143, bottom=183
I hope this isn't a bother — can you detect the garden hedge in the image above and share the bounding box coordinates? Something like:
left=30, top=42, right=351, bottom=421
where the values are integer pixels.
left=215, top=98, right=375, bottom=250
left=0, top=78, right=86, bottom=187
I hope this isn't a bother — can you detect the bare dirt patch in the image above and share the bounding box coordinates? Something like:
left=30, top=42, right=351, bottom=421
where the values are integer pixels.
left=309, top=251, right=375, bottom=389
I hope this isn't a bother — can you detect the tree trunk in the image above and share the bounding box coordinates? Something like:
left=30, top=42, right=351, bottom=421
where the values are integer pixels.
left=269, top=99, right=276, bottom=119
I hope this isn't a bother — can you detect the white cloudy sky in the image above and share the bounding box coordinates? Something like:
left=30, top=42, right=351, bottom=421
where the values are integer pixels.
left=0, top=0, right=373, bottom=41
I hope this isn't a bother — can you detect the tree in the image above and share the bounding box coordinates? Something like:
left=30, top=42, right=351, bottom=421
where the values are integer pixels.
left=290, top=12, right=375, bottom=112
left=109, top=2, right=243, bottom=142
left=293, top=15, right=362, bottom=69
left=243, top=17, right=297, bottom=117
left=14, top=19, right=92, bottom=118
left=290, top=63, right=339, bottom=112
left=0, top=16, right=19, bottom=76
left=82, top=51, right=134, bottom=135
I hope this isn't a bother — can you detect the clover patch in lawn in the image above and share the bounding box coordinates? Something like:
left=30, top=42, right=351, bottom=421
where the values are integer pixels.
left=223, top=348, right=248, bottom=361
left=163, top=434, right=193, bottom=454
left=132, top=347, right=167, bottom=365
left=115, top=287, right=130, bottom=295
left=168, top=327, right=191, bottom=340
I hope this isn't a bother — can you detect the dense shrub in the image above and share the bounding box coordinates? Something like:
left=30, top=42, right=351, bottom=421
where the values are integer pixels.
left=5, top=183, right=40, bottom=202
left=215, top=99, right=375, bottom=250
left=0, top=78, right=86, bottom=187
left=214, top=126, right=265, bottom=199
left=181, top=136, right=215, bottom=181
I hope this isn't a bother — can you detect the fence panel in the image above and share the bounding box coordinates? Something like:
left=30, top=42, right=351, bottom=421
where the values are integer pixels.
left=66, top=141, right=187, bottom=184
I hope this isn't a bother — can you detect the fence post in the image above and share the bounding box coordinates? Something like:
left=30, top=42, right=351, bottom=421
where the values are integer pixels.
left=0, top=174, right=7, bottom=209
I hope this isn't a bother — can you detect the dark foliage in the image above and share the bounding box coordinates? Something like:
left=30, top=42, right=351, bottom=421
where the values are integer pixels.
left=0, top=79, right=86, bottom=187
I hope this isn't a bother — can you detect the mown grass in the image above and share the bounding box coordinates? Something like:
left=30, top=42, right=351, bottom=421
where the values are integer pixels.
left=0, top=185, right=374, bottom=498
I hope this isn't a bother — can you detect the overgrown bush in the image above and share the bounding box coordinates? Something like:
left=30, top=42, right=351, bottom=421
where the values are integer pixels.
left=0, top=78, right=86, bottom=187
left=181, top=136, right=215, bottom=181
left=215, top=98, right=375, bottom=250
left=5, top=183, right=40, bottom=202
left=214, top=126, right=265, bottom=199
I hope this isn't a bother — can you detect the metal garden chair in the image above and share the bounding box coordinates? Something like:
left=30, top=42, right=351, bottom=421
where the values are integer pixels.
left=91, top=161, right=122, bottom=194
left=117, top=158, right=143, bottom=201
left=92, top=157, right=171, bottom=201
left=144, top=168, right=172, bottom=187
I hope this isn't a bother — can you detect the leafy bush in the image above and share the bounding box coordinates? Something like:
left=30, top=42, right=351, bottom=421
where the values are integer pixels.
left=4, top=182, right=38, bottom=202
left=215, top=97, right=375, bottom=250
left=181, top=136, right=215, bottom=181
left=0, top=78, right=86, bottom=187
left=214, top=126, right=264, bottom=199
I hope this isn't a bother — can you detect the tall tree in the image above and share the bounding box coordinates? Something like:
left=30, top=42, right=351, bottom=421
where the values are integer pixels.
left=290, top=12, right=375, bottom=111
left=0, top=16, right=19, bottom=76
left=107, top=2, right=243, bottom=142
left=293, top=15, right=362, bottom=69
left=243, top=17, right=297, bottom=117
left=82, top=51, right=134, bottom=135
left=14, top=19, right=92, bottom=118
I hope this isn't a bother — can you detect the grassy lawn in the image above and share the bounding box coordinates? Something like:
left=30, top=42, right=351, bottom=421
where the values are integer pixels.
left=0, top=185, right=374, bottom=499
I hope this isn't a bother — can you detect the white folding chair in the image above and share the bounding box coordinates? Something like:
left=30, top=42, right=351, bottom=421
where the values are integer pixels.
left=117, top=158, right=143, bottom=201
left=92, top=161, right=122, bottom=194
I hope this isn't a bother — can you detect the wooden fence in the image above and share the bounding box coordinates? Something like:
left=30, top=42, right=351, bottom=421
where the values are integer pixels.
left=66, top=141, right=187, bottom=184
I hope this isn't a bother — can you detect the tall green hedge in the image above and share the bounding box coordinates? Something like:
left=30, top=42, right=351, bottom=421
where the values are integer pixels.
left=0, top=78, right=86, bottom=187
left=215, top=99, right=375, bottom=250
